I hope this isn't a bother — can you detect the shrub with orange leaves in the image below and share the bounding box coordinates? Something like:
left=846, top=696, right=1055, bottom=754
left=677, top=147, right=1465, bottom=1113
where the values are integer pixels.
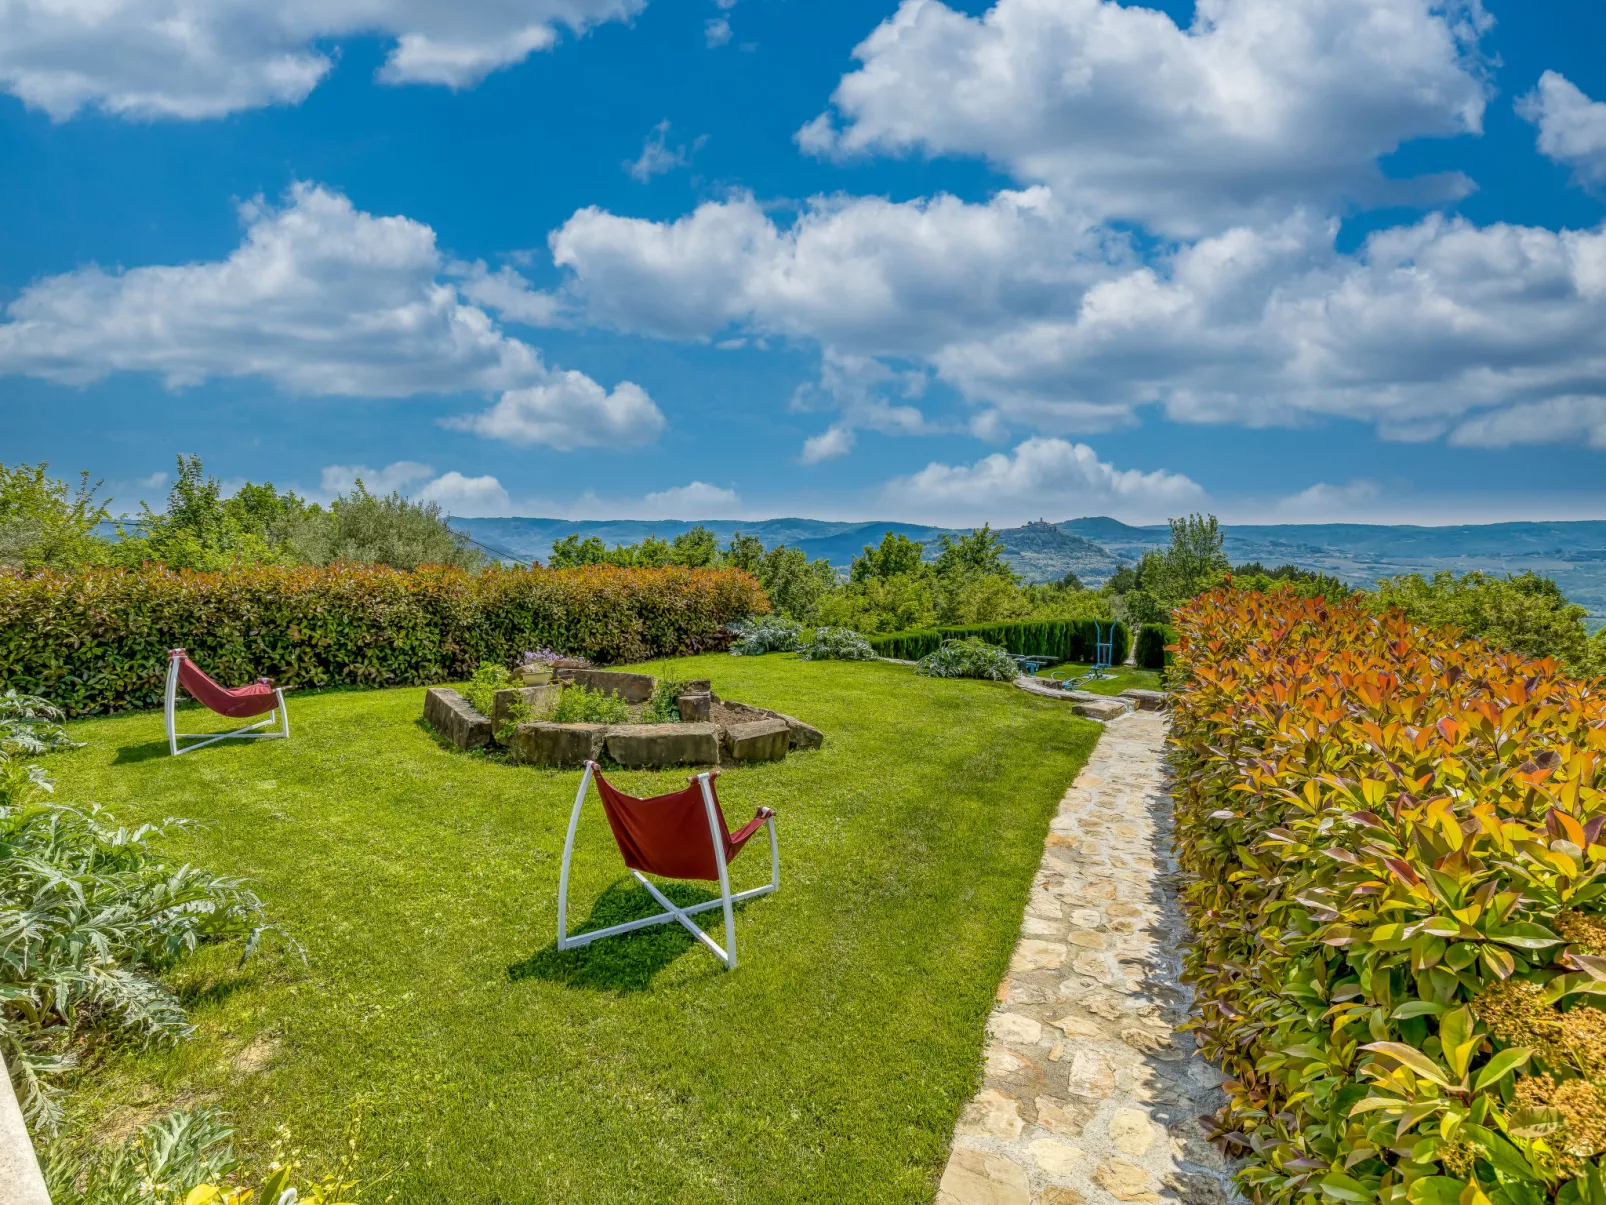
left=1170, top=587, right=1606, bottom=1205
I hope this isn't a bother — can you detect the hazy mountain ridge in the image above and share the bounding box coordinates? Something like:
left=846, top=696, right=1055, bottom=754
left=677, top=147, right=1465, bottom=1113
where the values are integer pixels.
left=450, top=515, right=1606, bottom=624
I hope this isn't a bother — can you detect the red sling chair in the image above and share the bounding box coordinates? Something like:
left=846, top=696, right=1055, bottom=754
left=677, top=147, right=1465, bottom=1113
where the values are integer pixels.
left=164, top=649, right=289, bottom=756
left=557, top=761, right=779, bottom=970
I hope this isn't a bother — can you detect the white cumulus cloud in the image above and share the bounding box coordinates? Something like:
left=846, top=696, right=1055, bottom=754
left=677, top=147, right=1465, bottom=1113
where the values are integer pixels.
left=0, top=183, right=663, bottom=453
left=1450, top=397, right=1606, bottom=450
left=799, top=0, right=1490, bottom=235
left=319, top=461, right=436, bottom=497
left=1277, top=479, right=1383, bottom=516
left=1520, top=71, right=1606, bottom=189
left=882, top=437, right=1204, bottom=526
left=0, top=0, right=644, bottom=120
left=640, top=481, right=744, bottom=518
left=417, top=471, right=512, bottom=516
left=316, top=461, right=509, bottom=515
left=625, top=121, right=696, bottom=182
left=549, top=180, right=1606, bottom=447
left=443, top=376, right=665, bottom=450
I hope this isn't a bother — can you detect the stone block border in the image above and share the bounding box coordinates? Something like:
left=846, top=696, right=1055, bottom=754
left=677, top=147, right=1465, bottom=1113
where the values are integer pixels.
left=1012, top=678, right=1167, bottom=722
left=422, top=675, right=823, bottom=770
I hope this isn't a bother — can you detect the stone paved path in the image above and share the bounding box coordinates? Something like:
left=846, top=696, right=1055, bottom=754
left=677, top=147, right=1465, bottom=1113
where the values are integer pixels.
left=935, top=710, right=1235, bottom=1205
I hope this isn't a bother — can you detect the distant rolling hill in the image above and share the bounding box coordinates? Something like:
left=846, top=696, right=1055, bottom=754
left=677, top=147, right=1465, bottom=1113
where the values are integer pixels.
left=451, top=514, right=1606, bottom=626
left=1058, top=516, right=1606, bottom=628
left=450, top=516, right=1129, bottom=585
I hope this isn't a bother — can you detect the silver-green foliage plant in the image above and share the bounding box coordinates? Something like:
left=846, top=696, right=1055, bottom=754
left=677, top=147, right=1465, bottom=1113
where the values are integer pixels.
left=915, top=637, right=1018, bottom=681
left=551, top=685, right=632, bottom=725
left=462, top=661, right=515, bottom=717
left=42, top=1107, right=239, bottom=1205
left=801, top=627, right=877, bottom=662
left=728, top=616, right=804, bottom=656
left=42, top=1106, right=374, bottom=1205
left=0, top=693, right=282, bottom=1128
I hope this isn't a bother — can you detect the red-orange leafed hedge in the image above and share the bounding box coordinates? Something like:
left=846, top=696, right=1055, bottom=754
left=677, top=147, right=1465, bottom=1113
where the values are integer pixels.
left=1170, top=587, right=1606, bottom=1205
left=0, top=562, right=768, bottom=716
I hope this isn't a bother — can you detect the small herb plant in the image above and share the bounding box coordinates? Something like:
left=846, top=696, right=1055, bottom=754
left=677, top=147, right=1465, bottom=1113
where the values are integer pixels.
left=643, top=679, right=690, bottom=724
left=551, top=684, right=632, bottom=725
left=463, top=661, right=515, bottom=717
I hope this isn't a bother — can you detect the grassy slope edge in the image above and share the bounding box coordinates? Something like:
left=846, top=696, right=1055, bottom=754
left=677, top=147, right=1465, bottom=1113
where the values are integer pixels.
left=46, top=656, right=1099, bottom=1204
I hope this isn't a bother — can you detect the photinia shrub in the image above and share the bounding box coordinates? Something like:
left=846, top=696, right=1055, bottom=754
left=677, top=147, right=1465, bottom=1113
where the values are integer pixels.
left=1170, top=586, right=1606, bottom=1205
left=0, top=562, right=767, bottom=716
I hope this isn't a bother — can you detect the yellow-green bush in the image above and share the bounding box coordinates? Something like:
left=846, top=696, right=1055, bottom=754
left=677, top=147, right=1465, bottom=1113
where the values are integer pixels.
left=1170, top=587, right=1606, bottom=1205
left=0, top=563, right=766, bottom=716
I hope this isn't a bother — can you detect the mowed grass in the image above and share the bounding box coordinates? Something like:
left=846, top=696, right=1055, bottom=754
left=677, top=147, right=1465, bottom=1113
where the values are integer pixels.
left=49, top=655, right=1100, bottom=1204
left=1026, top=662, right=1162, bottom=696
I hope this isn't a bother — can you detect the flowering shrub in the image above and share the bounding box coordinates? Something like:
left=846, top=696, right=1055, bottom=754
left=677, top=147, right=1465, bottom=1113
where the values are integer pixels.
left=1170, top=586, right=1606, bottom=1205
left=915, top=637, right=1018, bottom=681
left=801, top=627, right=877, bottom=662
left=728, top=615, right=804, bottom=656
left=0, top=563, right=767, bottom=716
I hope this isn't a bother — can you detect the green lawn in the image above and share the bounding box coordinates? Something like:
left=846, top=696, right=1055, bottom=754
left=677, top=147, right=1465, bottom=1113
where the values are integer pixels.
left=48, top=656, right=1100, bottom=1204
left=1023, top=662, right=1162, bottom=696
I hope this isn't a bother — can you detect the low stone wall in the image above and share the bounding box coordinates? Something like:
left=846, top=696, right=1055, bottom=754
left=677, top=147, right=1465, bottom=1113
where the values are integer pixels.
left=1012, top=679, right=1167, bottom=722
left=424, top=687, right=492, bottom=750
left=423, top=677, right=824, bottom=769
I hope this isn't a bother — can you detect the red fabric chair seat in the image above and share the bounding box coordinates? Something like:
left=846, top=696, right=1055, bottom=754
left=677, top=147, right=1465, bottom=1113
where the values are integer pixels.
left=172, top=652, right=279, bottom=719
left=593, top=768, right=772, bottom=882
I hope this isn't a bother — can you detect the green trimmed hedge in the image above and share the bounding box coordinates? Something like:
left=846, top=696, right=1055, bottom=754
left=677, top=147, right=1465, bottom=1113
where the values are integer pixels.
left=1134, top=623, right=1175, bottom=671
left=0, top=563, right=767, bottom=716
left=866, top=619, right=1129, bottom=665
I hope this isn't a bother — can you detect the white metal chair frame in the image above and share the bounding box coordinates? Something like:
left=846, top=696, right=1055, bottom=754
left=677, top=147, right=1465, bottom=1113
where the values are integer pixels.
left=164, top=653, right=290, bottom=757
left=556, top=761, right=779, bottom=970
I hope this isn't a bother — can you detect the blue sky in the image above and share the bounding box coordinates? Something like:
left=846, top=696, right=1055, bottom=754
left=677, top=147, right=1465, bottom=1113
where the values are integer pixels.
left=2, top=0, right=1605, bottom=527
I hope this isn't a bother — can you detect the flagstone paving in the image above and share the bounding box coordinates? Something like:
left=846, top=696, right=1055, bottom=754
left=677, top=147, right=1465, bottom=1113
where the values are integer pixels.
left=935, top=710, right=1238, bottom=1205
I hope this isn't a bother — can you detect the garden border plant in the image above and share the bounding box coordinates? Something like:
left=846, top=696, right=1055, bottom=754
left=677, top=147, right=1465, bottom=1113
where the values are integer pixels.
left=1169, top=585, right=1606, bottom=1205
left=867, top=618, right=1129, bottom=665
left=0, top=562, right=766, bottom=717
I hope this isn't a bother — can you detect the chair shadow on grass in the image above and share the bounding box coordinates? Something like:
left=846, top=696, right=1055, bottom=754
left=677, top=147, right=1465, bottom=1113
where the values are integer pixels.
left=114, top=735, right=251, bottom=764
left=113, top=740, right=174, bottom=764
left=508, top=877, right=756, bottom=993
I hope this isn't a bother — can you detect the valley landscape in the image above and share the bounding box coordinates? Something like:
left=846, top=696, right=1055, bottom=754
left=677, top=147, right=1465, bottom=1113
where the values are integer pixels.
left=454, top=515, right=1606, bottom=626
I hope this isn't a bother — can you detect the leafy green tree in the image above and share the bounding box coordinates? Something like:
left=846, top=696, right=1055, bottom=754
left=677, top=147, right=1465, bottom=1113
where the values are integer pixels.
left=756, top=545, right=839, bottom=622
left=669, top=526, right=720, bottom=568
left=117, top=456, right=279, bottom=571
left=0, top=463, right=114, bottom=569
left=1370, top=571, right=1600, bottom=674
left=849, top=531, right=927, bottom=582
left=314, top=484, right=484, bottom=570
left=548, top=535, right=608, bottom=567
left=816, top=572, right=937, bottom=634
left=932, top=525, right=1017, bottom=585
left=1144, top=513, right=1227, bottom=604
left=721, top=532, right=766, bottom=574
left=1103, top=565, right=1139, bottom=594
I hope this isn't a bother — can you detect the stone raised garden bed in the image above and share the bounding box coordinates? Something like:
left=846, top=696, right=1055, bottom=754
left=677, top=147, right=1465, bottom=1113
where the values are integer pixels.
left=423, top=669, right=823, bottom=769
